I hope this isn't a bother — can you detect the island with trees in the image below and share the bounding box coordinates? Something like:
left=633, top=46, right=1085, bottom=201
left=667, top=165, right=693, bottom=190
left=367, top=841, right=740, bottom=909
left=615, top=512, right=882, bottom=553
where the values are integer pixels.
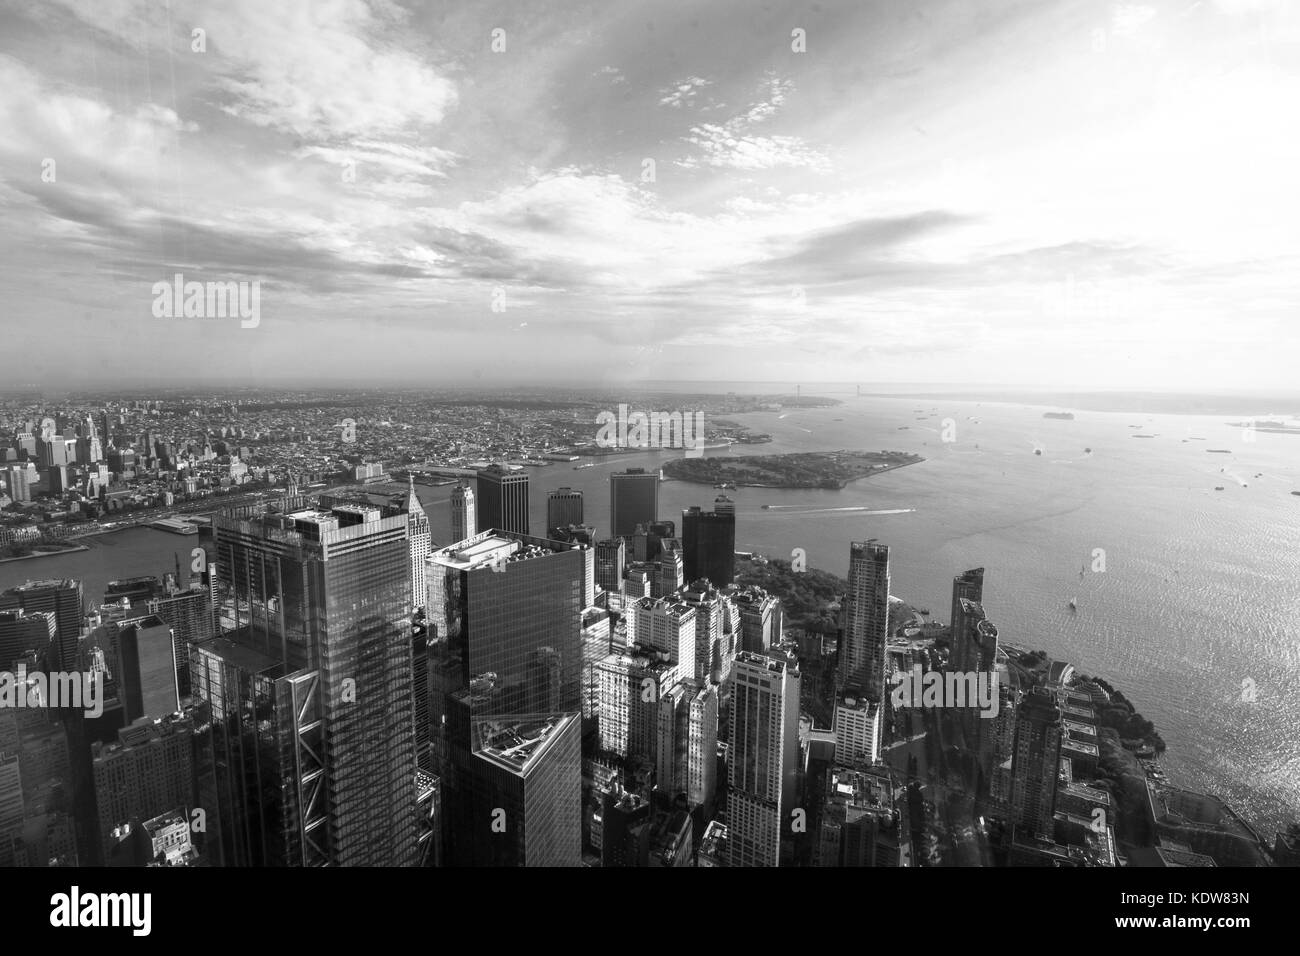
left=662, top=449, right=923, bottom=489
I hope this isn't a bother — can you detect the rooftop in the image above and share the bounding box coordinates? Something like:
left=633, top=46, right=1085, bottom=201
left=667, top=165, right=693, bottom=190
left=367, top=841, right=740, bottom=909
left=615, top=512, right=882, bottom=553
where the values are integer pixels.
left=472, top=712, right=578, bottom=776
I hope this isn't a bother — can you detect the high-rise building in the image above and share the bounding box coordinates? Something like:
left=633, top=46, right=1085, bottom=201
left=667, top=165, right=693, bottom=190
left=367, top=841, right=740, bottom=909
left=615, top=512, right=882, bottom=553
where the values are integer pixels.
left=840, top=541, right=890, bottom=704
left=476, top=464, right=529, bottom=536
left=425, top=530, right=585, bottom=723
left=115, top=615, right=180, bottom=723
left=625, top=596, right=696, bottom=672
left=188, top=636, right=295, bottom=867
left=594, top=538, right=626, bottom=594
left=678, top=579, right=737, bottom=684
left=729, top=584, right=783, bottom=654
left=210, top=496, right=420, bottom=866
left=146, top=565, right=218, bottom=700
left=981, top=674, right=1018, bottom=810
left=728, top=651, right=800, bottom=867
left=546, top=487, right=584, bottom=538
left=683, top=680, right=719, bottom=811
left=0, top=579, right=84, bottom=673
left=405, top=475, right=432, bottom=615
left=451, top=713, right=582, bottom=867
left=450, top=480, right=476, bottom=543
left=1011, top=689, right=1062, bottom=837
left=833, top=693, right=881, bottom=766
left=90, top=714, right=196, bottom=865
left=2, top=464, right=31, bottom=503
left=949, top=567, right=985, bottom=671
left=610, top=468, right=658, bottom=539
left=0, top=608, right=56, bottom=671
left=593, top=647, right=680, bottom=761
left=655, top=538, right=684, bottom=598
left=681, top=505, right=736, bottom=587
left=816, top=766, right=905, bottom=866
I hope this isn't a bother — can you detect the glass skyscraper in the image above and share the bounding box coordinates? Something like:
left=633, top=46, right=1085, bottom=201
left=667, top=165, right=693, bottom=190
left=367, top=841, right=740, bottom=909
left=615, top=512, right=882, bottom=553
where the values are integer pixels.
left=476, top=465, right=529, bottom=535
left=209, top=497, right=420, bottom=867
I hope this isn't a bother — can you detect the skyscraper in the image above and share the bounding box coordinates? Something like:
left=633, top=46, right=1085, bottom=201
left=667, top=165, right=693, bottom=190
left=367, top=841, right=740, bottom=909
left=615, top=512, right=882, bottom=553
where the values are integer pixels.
left=426, top=529, right=585, bottom=725
left=681, top=505, right=736, bottom=587
left=210, top=496, right=420, bottom=866
left=625, top=596, right=697, bottom=673
left=949, top=568, right=985, bottom=672
left=1011, top=689, right=1062, bottom=837
left=594, top=538, right=626, bottom=594
left=115, top=615, right=180, bottom=723
left=728, top=651, right=800, bottom=867
left=840, top=541, right=890, bottom=704
left=0, top=579, right=84, bottom=673
left=146, top=564, right=218, bottom=700
left=0, top=608, right=55, bottom=671
left=452, top=713, right=581, bottom=867
left=476, top=464, right=529, bottom=535
left=405, top=475, right=432, bottom=614
left=450, top=480, right=475, bottom=542
left=546, top=487, right=584, bottom=538
left=610, top=468, right=658, bottom=539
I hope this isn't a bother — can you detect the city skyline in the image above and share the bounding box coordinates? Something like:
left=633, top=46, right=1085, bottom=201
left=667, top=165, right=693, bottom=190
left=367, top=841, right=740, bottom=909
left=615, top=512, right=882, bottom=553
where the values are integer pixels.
left=2, top=1, right=1298, bottom=389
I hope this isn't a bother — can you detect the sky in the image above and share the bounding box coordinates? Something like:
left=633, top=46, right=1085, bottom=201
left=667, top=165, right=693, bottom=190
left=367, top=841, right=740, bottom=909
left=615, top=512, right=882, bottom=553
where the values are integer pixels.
left=1, top=0, right=1298, bottom=390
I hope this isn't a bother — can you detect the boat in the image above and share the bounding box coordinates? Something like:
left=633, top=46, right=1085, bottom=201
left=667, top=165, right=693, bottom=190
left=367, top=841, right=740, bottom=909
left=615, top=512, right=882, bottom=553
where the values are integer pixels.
left=761, top=504, right=771, bottom=510
left=1291, top=491, right=1300, bottom=496
left=1067, top=597, right=1077, bottom=610
left=1206, top=449, right=1232, bottom=454
left=1215, top=486, right=1225, bottom=491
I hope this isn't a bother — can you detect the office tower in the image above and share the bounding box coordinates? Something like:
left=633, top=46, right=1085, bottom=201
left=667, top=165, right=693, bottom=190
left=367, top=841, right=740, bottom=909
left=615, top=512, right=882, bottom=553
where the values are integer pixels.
left=678, top=579, right=733, bottom=683
left=593, top=648, right=680, bottom=760
left=817, top=766, right=904, bottom=866
left=546, top=487, right=584, bottom=538
left=594, top=538, right=625, bottom=594
left=450, top=480, right=475, bottom=543
left=0, top=608, right=56, bottom=671
left=728, top=651, right=800, bottom=867
left=655, top=538, right=684, bottom=598
left=833, top=694, right=881, bottom=766
left=476, top=464, right=529, bottom=535
left=90, top=714, right=196, bottom=865
left=580, top=608, right=612, bottom=720
left=2, top=464, right=31, bottom=503
left=577, top=543, right=596, bottom=608
left=426, top=530, right=585, bottom=723
left=188, top=636, right=297, bottom=867
left=114, top=615, right=180, bottom=723
left=949, top=567, right=985, bottom=670
left=405, top=475, right=432, bottom=615
left=599, top=787, right=652, bottom=867
left=981, top=674, right=1018, bottom=810
left=713, top=493, right=735, bottom=515
left=0, top=580, right=84, bottom=673
left=146, top=567, right=218, bottom=700
left=453, top=713, right=582, bottom=867
left=623, top=564, right=653, bottom=600
left=626, top=596, right=697, bottom=672
left=0, top=754, right=22, bottom=866
left=1011, top=689, right=1062, bottom=837
left=104, top=576, right=162, bottom=608
left=729, top=584, right=783, bottom=654
left=840, top=541, right=890, bottom=704
left=610, top=468, right=658, bottom=539
left=681, top=505, right=736, bottom=587
left=684, top=680, right=719, bottom=810
left=211, top=497, right=420, bottom=867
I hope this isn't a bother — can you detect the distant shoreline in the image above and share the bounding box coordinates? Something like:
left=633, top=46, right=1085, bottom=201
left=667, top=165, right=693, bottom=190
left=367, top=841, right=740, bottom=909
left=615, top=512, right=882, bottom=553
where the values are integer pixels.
left=0, top=544, right=90, bottom=565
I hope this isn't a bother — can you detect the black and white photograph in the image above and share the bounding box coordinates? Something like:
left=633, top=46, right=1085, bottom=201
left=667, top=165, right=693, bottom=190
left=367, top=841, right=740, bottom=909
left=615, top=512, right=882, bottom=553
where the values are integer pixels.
left=0, top=0, right=1294, bottom=929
